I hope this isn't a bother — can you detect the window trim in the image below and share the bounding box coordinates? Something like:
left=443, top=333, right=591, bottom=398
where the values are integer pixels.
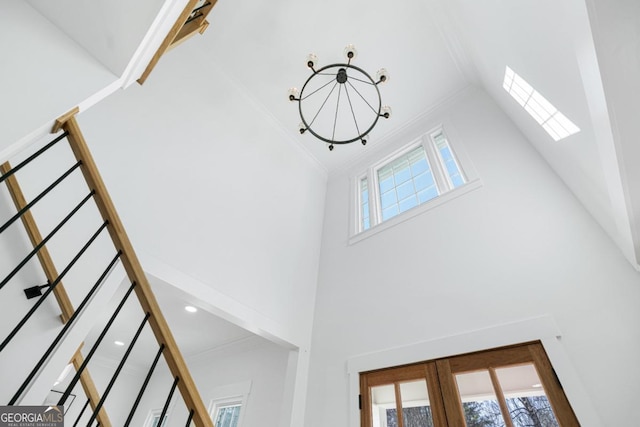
left=349, top=125, right=481, bottom=244
left=144, top=408, right=171, bottom=427
left=207, top=381, right=251, bottom=427
left=211, top=399, right=243, bottom=427
left=346, top=315, right=597, bottom=427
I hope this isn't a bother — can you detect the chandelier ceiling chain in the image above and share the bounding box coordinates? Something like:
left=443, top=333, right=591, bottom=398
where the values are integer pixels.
left=288, top=44, right=391, bottom=151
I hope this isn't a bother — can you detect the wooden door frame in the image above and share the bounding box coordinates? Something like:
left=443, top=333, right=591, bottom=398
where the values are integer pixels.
left=360, top=342, right=580, bottom=427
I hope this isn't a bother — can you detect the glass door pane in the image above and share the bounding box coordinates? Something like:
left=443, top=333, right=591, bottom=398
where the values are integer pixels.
left=399, top=380, right=434, bottom=427
left=455, top=370, right=506, bottom=427
left=495, top=364, right=560, bottom=427
left=371, top=384, right=398, bottom=427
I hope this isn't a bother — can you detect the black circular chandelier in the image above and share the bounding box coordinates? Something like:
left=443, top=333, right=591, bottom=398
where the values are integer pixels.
left=288, top=44, right=391, bottom=151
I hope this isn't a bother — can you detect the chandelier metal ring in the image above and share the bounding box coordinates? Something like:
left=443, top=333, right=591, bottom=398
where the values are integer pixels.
left=298, top=63, right=382, bottom=145
left=288, top=45, right=391, bottom=151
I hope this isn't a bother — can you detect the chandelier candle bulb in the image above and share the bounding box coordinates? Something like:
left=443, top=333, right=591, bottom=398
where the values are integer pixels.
left=344, top=44, right=358, bottom=61
left=288, top=87, right=299, bottom=101
left=381, top=105, right=392, bottom=118
left=376, top=68, right=389, bottom=84
left=306, top=53, right=318, bottom=69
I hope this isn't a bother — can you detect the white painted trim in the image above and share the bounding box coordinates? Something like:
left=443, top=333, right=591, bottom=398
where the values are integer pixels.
left=348, top=111, right=483, bottom=244
left=0, top=76, right=119, bottom=167
left=349, top=178, right=482, bottom=245
left=77, top=78, right=123, bottom=114
left=139, top=252, right=300, bottom=349
left=144, top=400, right=177, bottom=427
left=138, top=253, right=309, bottom=427
left=337, top=85, right=475, bottom=175
left=422, top=133, right=450, bottom=194
left=423, top=0, right=479, bottom=85
left=346, top=315, right=602, bottom=427
left=564, top=0, right=640, bottom=269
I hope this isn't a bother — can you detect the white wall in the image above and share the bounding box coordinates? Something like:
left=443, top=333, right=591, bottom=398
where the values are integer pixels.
left=76, top=41, right=327, bottom=350
left=74, top=336, right=289, bottom=427
left=305, top=88, right=640, bottom=427
left=26, top=0, right=170, bottom=77
left=189, top=337, right=289, bottom=427
left=585, top=0, right=640, bottom=265
left=445, top=0, right=638, bottom=268
left=0, top=1, right=117, bottom=154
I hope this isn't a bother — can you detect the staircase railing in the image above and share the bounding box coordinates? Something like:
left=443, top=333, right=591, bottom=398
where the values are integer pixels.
left=0, top=107, right=213, bottom=427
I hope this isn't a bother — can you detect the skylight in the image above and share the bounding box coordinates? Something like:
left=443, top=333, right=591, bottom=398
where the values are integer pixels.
left=503, top=66, right=580, bottom=141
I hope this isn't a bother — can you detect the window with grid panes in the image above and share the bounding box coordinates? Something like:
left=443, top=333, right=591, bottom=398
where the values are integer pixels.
left=357, top=128, right=468, bottom=233
left=214, top=404, right=241, bottom=427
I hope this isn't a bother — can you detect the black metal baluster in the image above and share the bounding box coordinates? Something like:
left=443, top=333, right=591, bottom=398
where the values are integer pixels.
left=0, top=191, right=94, bottom=291
left=58, top=282, right=137, bottom=405
left=0, top=161, right=81, bottom=235
left=85, top=312, right=151, bottom=427
left=8, top=252, right=122, bottom=405
left=123, top=344, right=165, bottom=427
left=157, top=376, right=180, bottom=427
left=0, top=131, right=68, bottom=185
left=0, top=221, right=108, bottom=353
left=184, top=409, right=195, bottom=427
left=72, top=399, right=91, bottom=427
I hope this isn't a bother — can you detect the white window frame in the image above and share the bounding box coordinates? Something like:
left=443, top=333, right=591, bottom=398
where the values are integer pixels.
left=502, top=66, right=580, bottom=141
left=351, top=125, right=481, bottom=243
left=207, top=381, right=251, bottom=427
left=144, top=408, right=170, bottom=427
left=211, top=399, right=243, bottom=427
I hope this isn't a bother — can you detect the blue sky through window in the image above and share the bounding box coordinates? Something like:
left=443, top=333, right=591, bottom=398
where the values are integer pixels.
left=377, top=145, right=438, bottom=222
left=356, top=128, right=472, bottom=235
left=433, top=132, right=465, bottom=188
left=360, top=177, right=370, bottom=231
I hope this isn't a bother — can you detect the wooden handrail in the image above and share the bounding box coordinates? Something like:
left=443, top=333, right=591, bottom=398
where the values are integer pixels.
left=71, top=346, right=112, bottom=427
left=137, top=0, right=218, bottom=84
left=0, top=161, right=112, bottom=427
left=53, top=110, right=214, bottom=427
left=137, top=0, right=201, bottom=85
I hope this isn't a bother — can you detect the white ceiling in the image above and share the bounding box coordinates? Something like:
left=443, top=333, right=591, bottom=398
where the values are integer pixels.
left=198, top=0, right=473, bottom=172
left=81, top=0, right=638, bottom=363
left=5, top=0, right=637, bottom=382
left=82, top=275, right=255, bottom=369
left=3, top=0, right=637, bottom=266
left=193, top=0, right=640, bottom=267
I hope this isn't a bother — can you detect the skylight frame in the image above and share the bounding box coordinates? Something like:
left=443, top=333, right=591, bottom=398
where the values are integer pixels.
left=503, top=66, right=580, bottom=141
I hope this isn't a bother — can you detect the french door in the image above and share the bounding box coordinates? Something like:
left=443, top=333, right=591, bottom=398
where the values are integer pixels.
left=360, top=342, right=579, bottom=427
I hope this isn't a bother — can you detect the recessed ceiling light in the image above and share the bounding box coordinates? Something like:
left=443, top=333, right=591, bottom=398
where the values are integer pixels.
left=114, top=340, right=125, bottom=346
left=532, top=383, right=542, bottom=388
left=184, top=306, right=198, bottom=313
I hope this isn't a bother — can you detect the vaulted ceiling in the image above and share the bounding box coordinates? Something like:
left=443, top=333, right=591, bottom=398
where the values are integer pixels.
left=2, top=0, right=638, bottom=371
left=6, top=0, right=638, bottom=268
left=194, top=0, right=640, bottom=268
